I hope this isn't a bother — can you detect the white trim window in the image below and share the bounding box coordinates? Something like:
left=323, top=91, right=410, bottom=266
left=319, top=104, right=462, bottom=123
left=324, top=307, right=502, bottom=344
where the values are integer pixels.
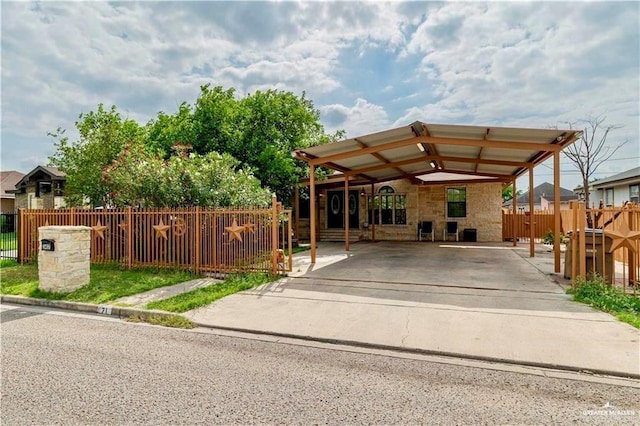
left=630, top=184, right=639, bottom=204
left=604, top=188, right=614, bottom=207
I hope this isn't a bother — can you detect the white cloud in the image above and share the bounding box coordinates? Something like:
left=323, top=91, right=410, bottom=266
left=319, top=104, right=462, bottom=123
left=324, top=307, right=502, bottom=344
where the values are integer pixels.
left=1, top=1, right=637, bottom=191
left=320, top=99, right=390, bottom=136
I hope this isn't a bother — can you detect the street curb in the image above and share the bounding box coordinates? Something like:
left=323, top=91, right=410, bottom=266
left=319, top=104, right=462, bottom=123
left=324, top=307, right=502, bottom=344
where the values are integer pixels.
left=3, top=295, right=638, bottom=381
left=0, top=295, right=187, bottom=323
left=192, top=322, right=640, bottom=381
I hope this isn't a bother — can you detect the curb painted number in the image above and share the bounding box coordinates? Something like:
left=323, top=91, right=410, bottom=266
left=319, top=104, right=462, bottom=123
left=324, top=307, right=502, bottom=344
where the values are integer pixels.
left=97, top=306, right=112, bottom=315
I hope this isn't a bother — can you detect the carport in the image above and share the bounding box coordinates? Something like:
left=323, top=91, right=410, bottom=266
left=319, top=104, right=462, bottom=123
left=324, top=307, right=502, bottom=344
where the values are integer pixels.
left=293, top=122, right=582, bottom=273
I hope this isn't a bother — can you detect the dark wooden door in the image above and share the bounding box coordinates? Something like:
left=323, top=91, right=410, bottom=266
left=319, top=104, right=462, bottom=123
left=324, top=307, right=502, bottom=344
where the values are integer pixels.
left=327, top=191, right=359, bottom=229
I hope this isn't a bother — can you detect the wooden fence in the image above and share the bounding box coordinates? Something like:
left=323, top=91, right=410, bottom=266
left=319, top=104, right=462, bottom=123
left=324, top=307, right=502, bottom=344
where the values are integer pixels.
left=563, top=202, right=639, bottom=295
left=18, top=197, right=292, bottom=275
left=502, top=210, right=556, bottom=242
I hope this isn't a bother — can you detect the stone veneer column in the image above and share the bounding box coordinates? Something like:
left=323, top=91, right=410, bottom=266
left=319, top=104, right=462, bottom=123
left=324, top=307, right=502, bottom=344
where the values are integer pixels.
left=38, top=226, right=91, bottom=293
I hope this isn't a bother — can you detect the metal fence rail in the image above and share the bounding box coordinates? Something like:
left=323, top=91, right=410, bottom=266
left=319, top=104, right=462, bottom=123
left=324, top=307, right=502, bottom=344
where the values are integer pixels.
left=0, top=211, right=18, bottom=260
left=18, top=198, right=292, bottom=275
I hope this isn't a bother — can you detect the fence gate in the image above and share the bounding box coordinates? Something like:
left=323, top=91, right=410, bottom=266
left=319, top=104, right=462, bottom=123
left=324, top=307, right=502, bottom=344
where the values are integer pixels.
left=563, top=201, right=639, bottom=295
left=0, top=211, right=18, bottom=261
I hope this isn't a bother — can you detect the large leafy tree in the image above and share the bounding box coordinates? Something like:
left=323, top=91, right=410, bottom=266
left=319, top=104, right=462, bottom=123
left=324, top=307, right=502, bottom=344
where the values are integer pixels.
left=50, top=85, right=337, bottom=207
left=49, top=104, right=146, bottom=207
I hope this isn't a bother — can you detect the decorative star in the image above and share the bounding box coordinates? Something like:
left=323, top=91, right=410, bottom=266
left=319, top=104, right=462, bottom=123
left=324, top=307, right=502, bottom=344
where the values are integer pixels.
left=153, top=219, right=171, bottom=240
left=243, top=220, right=255, bottom=234
left=604, top=219, right=640, bottom=253
left=118, top=222, right=128, bottom=233
left=92, top=220, right=108, bottom=239
left=225, top=218, right=245, bottom=242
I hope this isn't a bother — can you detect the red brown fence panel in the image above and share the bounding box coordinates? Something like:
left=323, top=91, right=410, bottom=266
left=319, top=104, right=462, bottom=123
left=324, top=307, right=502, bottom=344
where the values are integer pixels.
left=19, top=199, right=292, bottom=275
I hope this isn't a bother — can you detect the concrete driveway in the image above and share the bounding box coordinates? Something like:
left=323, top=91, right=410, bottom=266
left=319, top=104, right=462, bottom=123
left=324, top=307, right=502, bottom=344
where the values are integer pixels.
left=186, top=242, right=640, bottom=378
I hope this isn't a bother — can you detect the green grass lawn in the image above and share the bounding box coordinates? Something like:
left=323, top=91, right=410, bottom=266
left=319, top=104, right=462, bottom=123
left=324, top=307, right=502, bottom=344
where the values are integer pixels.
left=568, top=276, right=640, bottom=328
left=0, top=232, right=16, bottom=251
left=0, top=262, right=200, bottom=304
left=146, top=273, right=276, bottom=313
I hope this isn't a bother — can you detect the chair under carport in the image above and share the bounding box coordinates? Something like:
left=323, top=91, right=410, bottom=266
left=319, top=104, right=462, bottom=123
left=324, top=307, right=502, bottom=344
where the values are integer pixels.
left=418, top=221, right=434, bottom=242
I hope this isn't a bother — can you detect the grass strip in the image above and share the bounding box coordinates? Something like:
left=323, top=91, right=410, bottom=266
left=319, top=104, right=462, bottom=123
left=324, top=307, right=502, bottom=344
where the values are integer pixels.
left=0, top=262, right=200, bottom=304
left=127, top=314, right=195, bottom=329
left=0, top=232, right=17, bottom=251
left=146, top=273, right=275, bottom=313
left=568, top=275, right=640, bottom=329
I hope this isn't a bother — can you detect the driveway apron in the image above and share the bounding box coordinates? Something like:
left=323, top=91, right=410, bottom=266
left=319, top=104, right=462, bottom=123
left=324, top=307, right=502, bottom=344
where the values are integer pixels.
left=185, top=242, right=639, bottom=377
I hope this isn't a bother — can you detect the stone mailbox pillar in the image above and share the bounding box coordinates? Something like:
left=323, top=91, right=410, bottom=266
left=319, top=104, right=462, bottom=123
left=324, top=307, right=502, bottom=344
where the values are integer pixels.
left=38, top=226, right=91, bottom=293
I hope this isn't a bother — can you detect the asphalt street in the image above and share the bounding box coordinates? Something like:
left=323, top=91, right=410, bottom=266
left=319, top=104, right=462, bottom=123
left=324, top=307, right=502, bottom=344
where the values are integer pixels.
left=1, top=304, right=638, bottom=425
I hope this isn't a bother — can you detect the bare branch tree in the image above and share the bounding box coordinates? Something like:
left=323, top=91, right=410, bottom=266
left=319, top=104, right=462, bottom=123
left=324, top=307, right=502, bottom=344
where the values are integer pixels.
left=562, top=115, right=626, bottom=211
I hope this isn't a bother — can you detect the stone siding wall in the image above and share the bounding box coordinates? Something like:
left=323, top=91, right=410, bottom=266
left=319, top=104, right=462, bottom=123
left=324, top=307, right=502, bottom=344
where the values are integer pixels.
left=308, top=179, right=503, bottom=242
left=13, top=182, right=61, bottom=210
left=38, top=226, right=91, bottom=293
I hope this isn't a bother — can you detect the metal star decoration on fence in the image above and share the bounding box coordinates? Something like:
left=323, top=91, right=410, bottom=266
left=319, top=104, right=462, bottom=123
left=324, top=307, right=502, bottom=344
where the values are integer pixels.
left=604, top=219, right=640, bottom=253
left=118, top=222, right=128, bottom=233
left=243, top=220, right=255, bottom=234
left=225, top=218, right=245, bottom=242
left=92, top=220, right=107, bottom=239
left=153, top=219, right=171, bottom=240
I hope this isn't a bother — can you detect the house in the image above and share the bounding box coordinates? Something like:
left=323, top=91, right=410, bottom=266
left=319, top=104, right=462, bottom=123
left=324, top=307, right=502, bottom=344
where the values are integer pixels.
left=0, top=171, right=25, bottom=211
left=575, top=166, right=640, bottom=207
left=503, top=182, right=577, bottom=212
left=292, top=121, right=582, bottom=265
left=10, top=166, right=67, bottom=209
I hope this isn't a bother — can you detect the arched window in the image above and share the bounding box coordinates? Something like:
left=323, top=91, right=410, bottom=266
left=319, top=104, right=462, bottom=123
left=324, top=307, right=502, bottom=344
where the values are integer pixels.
left=367, top=186, right=406, bottom=225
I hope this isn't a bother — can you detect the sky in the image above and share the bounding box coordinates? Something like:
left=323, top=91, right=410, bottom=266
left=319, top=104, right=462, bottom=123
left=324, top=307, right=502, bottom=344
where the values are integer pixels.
left=1, top=1, right=639, bottom=191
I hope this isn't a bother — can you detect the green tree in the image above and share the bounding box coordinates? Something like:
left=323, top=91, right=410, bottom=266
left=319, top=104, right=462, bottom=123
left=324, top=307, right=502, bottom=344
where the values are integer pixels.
left=145, top=85, right=339, bottom=202
left=49, top=104, right=146, bottom=207
left=502, top=184, right=523, bottom=203
left=234, top=89, right=340, bottom=201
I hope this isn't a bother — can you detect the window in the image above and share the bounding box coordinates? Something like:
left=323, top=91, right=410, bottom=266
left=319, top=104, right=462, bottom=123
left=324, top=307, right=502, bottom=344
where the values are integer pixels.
left=630, top=184, right=639, bottom=204
left=366, top=186, right=406, bottom=225
left=447, top=187, right=466, bottom=218
left=605, top=188, right=614, bottom=207
left=53, top=182, right=64, bottom=197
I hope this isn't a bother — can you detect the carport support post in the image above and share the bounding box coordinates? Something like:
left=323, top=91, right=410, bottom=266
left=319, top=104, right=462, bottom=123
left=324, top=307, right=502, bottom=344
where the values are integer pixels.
left=294, top=185, right=300, bottom=247
left=310, top=164, right=317, bottom=264
left=553, top=150, right=561, bottom=273
left=512, top=178, right=517, bottom=247
left=529, top=167, right=535, bottom=257
left=370, top=182, right=375, bottom=241
left=344, top=176, right=350, bottom=251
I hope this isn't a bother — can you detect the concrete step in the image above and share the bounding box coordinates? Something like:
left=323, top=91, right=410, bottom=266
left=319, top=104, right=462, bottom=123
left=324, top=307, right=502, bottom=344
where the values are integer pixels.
left=318, top=229, right=360, bottom=242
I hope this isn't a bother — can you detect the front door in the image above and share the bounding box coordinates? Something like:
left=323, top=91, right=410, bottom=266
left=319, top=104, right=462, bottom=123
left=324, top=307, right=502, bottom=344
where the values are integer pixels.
left=327, top=190, right=359, bottom=229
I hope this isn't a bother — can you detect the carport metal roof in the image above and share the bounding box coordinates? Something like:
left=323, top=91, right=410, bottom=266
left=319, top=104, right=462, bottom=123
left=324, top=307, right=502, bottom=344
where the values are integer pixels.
left=293, top=121, right=582, bottom=274
left=294, top=121, right=581, bottom=186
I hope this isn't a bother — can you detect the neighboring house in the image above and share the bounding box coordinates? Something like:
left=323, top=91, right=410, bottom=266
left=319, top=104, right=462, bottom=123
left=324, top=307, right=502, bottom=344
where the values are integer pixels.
left=503, top=182, right=578, bottom=212
left=0, top=170, right=25, bottom=211
left=9, top=166, right=67, bottom=209
left=575, top=166, right=640, bottom=207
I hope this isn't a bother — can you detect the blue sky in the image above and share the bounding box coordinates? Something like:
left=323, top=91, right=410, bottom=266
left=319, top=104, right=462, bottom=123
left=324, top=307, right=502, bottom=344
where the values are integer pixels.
left=1, top=1, right=638, bottom=191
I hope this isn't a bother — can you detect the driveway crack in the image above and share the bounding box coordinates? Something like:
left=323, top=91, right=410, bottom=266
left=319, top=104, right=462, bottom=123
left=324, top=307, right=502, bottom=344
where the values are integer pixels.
left=400, top=309, right=410, bottom=347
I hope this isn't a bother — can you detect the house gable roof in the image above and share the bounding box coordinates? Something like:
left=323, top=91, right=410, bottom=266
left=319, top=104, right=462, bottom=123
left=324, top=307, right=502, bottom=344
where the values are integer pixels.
left=9, top=165, right=66, bottom=193
left=591, top=166, right=640, bottom=188
left=510, top=182, right=577, bottom=205
left=0, top=171, right=26, bottom=199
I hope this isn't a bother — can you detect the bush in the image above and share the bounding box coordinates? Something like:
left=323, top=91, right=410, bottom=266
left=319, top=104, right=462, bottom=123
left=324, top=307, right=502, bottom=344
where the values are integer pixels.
left=570, top=275, right=640, bottom=328
left=542, top=228, right=569, bottom=245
